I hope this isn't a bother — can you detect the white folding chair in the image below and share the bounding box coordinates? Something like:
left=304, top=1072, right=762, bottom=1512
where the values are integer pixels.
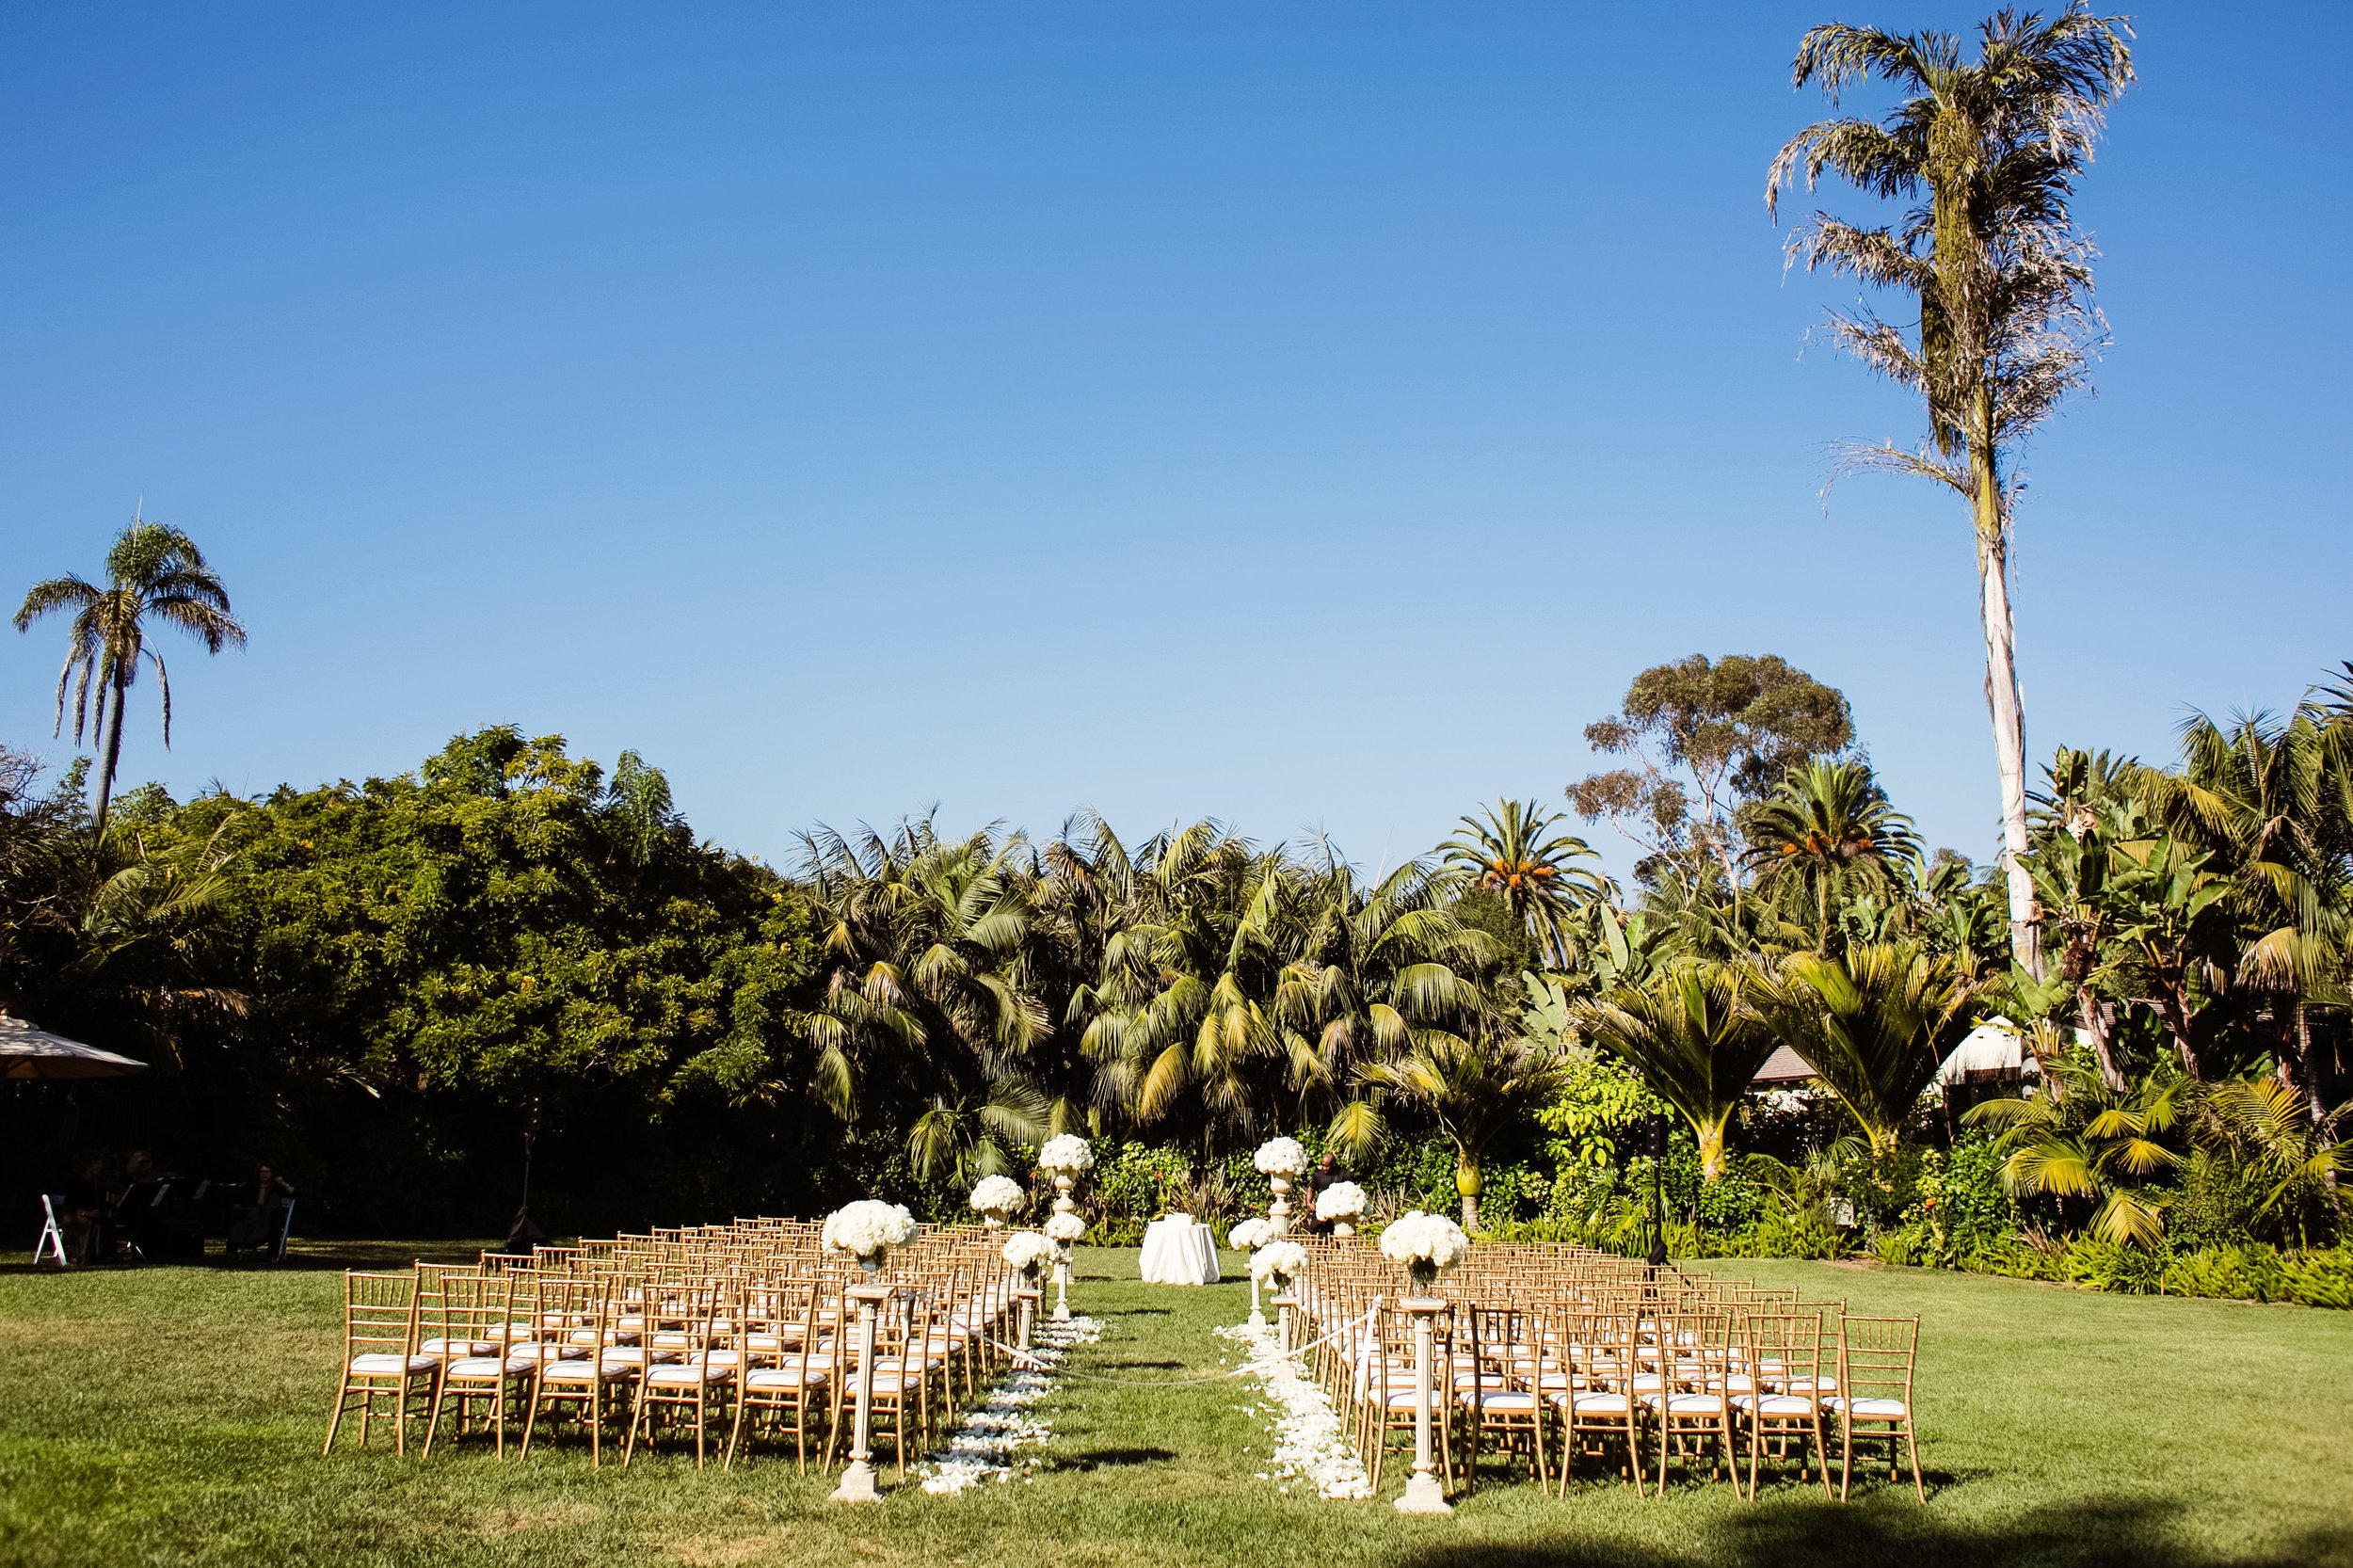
left=33, top=1194, right=71, bottom=1267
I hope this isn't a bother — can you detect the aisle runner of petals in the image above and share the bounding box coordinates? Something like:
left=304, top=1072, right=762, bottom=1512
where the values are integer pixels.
left=1212, top=1319, right=1374, bottom=1500
left=918, top=1315, right=1102, bottom=1495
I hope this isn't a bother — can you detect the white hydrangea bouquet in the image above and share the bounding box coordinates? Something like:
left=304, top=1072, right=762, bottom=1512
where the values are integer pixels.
left=822, top=1199, right=920, bottom=1272
left=968, top=1174, right=1026, bottom=1226
left=1250, top=1239, right=1308, bottom=1290
left=1036, top=1134, right=1096, bottom=1176
left=1254, top=1136, right=1308, bottom=1176
left=1043, top=1212, right=1088, bottom=1245
left=1314, top=1180, right=1368, bottom=1235
left=1378, top=1209, right=1468, bottom=1292
left=1225, top=1217, right=1274, bottom=1252
left=1000, top=1229, right=1056, bottom=1282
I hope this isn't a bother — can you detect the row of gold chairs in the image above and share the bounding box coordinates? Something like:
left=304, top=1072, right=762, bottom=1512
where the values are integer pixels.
left=323, top=1220, right=1029, bottom=1472
left=1290, top=1238, right=1925, bottom=1501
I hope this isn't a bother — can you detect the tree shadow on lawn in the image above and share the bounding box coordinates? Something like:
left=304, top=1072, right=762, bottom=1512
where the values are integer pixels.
left=1389, top=1495, right=2352, bottom=1568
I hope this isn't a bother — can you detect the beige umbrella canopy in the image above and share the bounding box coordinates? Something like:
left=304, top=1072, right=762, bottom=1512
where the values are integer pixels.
left=0, top=1010, right=149, bottom=1080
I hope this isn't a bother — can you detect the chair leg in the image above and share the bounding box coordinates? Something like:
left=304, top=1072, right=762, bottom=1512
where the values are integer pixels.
left=1837, top=1414, right=1852, bottom=1503
left=324, top=1382, right=350, bottom=1455
left=1906, top=1422, right=1925, bottom=1503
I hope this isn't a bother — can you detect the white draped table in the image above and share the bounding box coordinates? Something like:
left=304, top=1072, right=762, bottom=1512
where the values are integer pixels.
left=1136, top=1214, right=1221, bottom=1285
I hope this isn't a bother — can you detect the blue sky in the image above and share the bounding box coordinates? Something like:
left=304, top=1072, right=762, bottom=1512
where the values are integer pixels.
left=3, top=3, right=2345, bottom=878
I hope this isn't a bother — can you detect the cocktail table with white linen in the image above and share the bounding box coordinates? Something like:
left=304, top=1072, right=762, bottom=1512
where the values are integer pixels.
left=1136, top=1213, right=1220, bottom=1285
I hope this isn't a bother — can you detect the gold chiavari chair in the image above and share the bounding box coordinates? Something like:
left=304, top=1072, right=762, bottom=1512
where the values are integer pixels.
left=323, top=1271, right=438, bottom=1455
left=1736, top=1310, right=1833, bottom=1499
left=626, top=1279, right=735, bottom=1467
left=422, top=1270, right=530, bottom=1457
left=728, top=1277, right=832, bottom=1473
left=1828, top=1315, right=1925, bottom=1501
left=521, top=1275, right=638, bottom=1466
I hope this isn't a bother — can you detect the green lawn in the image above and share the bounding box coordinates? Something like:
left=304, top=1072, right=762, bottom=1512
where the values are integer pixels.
left=1, top=1244, right=2345, bottom=1568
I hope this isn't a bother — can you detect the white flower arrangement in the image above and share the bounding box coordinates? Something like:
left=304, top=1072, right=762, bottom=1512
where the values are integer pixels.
left=1226, top=1218, right=1274, bottom=1251
left=1250, top=1239, right=1308, bottom=1287
left=1254, top=1137, right=1308, bottom=1177
left=968, top=1175, right=1026, bottom=1217
left=1377, top=1209, right=1469, bottom=1286
left=1313, top=1181, right=1367, bottom=1222
left=1042, top=1212, right=1088, bottom=1244
left=1000, top=1230, right=1056, bottom=1277
left=822, top=1198, right=920, bottom=1262
left=1036, top=1134, right=1096, bottom=1176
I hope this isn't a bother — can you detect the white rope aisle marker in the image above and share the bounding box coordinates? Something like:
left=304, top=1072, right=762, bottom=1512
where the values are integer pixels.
left=1213, top=1316, right=1374, bottom=1500
left=918, top=1315, right=1102, bottom=1494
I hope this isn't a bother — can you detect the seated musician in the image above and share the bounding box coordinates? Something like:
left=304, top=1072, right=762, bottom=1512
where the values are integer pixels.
left=63, top=1155, right=112, bottom=1264
left=225, top=1163, right=296, bottom=1256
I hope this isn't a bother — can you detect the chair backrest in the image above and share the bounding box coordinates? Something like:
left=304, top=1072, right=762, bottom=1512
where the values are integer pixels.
left=1838, top=1314, right=1919, bottom=1405
left=343, top=1271, right=420, bottom=1360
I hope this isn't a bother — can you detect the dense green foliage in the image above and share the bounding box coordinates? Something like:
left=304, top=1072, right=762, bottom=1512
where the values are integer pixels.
left=5, top=650, right=2350, bottom=1304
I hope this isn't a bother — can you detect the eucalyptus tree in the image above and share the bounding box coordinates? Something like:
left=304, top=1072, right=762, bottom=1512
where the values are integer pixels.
left=15, top=517, right=248, bottom=835
left=1574, top=960, right=1782, bottom=1182
left=1571, top=654, right=1854, bottom=905
left=1435, top=799, right=1609, bottom=968
left=798, top=817, right=1052, bottom=1172
left=1769, top=8, right=2134, bottom=976
left=1741, top=760, right=1923, bottom=951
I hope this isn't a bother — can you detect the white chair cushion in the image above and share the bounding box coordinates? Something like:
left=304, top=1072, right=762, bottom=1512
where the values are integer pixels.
left=1463, top=1391, right=1539, bottom=1411
left=1737, top=1394, right=1817, bottom=1416
left=744, top=1367, right=828, bottom=1390
left=1569, top=1392, right=1638, bottom=1414
left=538, top=1359, right=635, bottom=1383
left=1829, top=1396, right=1909, bottom=1418
left=1652, top=1393, right=1728, bottom=1416
left=349, top=1353, right=437, bottom=1377
left=644, top=1362, right=734, bottom=1386
left=444, top=1355, right=532, bottom=1379
left=504, top=1343, right=587, bottom=1364
left=423, top=1337, right=498, bottom=1357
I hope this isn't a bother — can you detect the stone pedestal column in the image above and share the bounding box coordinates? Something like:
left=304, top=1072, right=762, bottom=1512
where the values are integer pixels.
left=830, top=1280, right=895, bottom=1503
left=1395, top=1296, right=1453, bottom=1515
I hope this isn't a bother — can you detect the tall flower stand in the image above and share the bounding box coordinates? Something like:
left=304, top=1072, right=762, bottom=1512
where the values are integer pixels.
left=1273, top=1291, right=1297, bottom=1353
left=1014, top=1285, right=1041, bottom=1352
left=1051, top=1244, right=1073, bottom=1323
left=1246, top=1269, right=1266, bottom=1331
left=1268, top=1174, right=1294, bottom=1233
left=830, top=1281, right=895, bottom=1503
left=1396, top=1296, right=1453, bottom=1515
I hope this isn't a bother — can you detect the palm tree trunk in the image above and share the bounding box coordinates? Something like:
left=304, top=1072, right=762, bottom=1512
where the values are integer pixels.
left=1974, top=476, right=2041, bottom=981
left=92, top=671, right=128, bottom=836
left=1455, top=1153, right=1481, bottom=1230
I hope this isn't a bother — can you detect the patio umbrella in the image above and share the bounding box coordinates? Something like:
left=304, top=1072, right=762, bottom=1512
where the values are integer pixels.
left=0, top=1011, right=149, bottom=1080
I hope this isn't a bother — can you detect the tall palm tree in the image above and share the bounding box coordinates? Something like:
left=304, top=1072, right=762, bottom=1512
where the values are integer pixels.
left=1741, top=760, right=1922, bottom=950
left=15, top=517, right=248, bottom=836
left=1769, top=8, right=2134, bottom=977
left=1435, top=799, right=1610, bottom=968
left=1574, top=961, right=1783, bottom=1182
left=1760, top=940, right=1983, bottom=1157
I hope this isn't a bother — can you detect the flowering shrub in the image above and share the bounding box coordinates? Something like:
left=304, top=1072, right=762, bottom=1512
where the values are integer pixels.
left=1000, top=1230, right=1056, bottom=1276
left=822, top=1199, right=919, bottom=1260
left=1037, top=1135, right=1096, bottom=1176
left=1255, top=1137, right=1308, bottom=1177
left=968, top=1175, right=1026, bottom=1218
